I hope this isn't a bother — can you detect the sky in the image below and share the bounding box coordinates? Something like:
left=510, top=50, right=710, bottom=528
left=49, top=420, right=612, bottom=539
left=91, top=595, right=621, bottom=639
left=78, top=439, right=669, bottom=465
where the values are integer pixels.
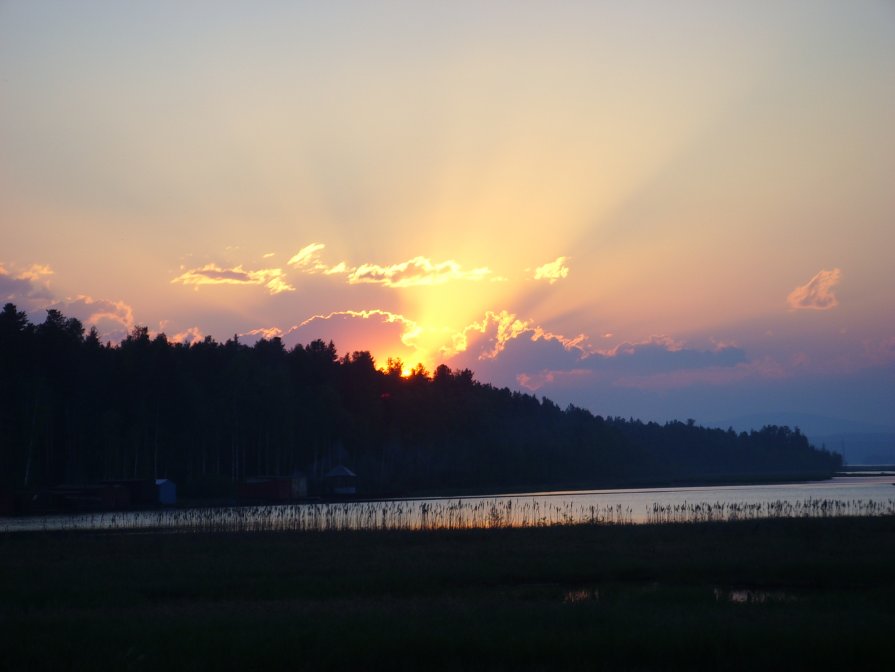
left=2, top=1, right=894, bottom=430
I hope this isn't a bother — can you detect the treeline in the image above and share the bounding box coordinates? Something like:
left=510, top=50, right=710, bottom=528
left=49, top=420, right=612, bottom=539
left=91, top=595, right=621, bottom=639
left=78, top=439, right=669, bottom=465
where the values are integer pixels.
left=0, top=304, right=841, bottom=495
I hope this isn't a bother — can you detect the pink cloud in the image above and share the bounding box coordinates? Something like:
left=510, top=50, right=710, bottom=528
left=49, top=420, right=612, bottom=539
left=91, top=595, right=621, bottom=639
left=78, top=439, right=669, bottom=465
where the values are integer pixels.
left=281, top=309, right=423, bottom=366
left=51, top=295, right=135, bottom=342
left=787, top=268, right=842, bottom=311
left=170, top=326, right=205, bottom=345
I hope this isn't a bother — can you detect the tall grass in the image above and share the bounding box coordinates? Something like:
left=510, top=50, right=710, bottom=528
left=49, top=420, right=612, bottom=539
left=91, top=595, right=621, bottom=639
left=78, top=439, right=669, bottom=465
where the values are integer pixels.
left=3, top=496, right=895, bottom=533
left=2, top=499, right=634, bottom=533
left=644, top=497, right=895, bottom=524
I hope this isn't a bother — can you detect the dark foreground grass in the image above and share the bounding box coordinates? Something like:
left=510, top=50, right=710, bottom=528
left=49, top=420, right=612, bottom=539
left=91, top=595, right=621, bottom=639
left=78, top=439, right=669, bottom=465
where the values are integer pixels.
left=2, top=517, right=893, bottom=670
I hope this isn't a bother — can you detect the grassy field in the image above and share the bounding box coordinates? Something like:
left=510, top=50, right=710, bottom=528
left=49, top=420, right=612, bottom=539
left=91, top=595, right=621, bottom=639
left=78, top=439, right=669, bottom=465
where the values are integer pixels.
left=2, top=517, right=893, bottom=670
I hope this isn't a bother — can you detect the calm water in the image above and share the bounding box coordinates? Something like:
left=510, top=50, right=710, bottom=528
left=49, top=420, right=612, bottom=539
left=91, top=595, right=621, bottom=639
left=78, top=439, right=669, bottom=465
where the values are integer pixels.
left=497, top=475, right=895, bottom=520
left=3, top=475, right=893, bottom=533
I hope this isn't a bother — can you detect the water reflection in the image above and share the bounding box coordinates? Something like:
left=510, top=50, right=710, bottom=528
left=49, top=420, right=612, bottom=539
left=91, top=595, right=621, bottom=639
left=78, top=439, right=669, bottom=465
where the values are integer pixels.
left=2, top=476, right=893, bottom=533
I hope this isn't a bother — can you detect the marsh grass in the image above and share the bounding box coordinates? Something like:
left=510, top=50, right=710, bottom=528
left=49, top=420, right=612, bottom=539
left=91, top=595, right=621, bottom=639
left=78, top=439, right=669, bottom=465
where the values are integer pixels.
left=4, top=496, right=893, bottom=534
left=2, top=499, right=635, bottom=533
left=644, top=497, right=895, bottom=524
left=2, top=517, right=894, bottom=670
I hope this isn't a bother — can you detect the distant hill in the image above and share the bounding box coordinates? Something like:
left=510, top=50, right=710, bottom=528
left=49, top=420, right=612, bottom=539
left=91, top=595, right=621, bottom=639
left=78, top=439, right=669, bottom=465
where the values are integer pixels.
left=709, top=413, right=895, bottom=465
left=806, top=434, right=895, bottom=466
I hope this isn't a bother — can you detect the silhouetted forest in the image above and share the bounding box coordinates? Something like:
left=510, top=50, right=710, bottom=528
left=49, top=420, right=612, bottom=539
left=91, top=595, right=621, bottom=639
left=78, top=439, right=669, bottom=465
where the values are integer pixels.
left=0, top=304, right=841, bottom=495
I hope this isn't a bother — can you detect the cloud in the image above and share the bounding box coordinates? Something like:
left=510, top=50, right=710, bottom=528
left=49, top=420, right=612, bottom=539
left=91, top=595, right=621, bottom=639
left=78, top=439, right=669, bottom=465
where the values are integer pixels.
left=451, top=310, right=587, bottom=362
left=1, top=263, right=140, bottom=343
left=610, top=357, right=787, bottom=391
left=50, top=295, right=135, bottom=342
left=287, top=243, right=492, bottom=288
left=349, top=257, right=492, bottom=288
left=592, top=338, right=747, bottom=375
left=0, top=262, right=54, bottom=307
left=787, top=268, right=842, bottom=311
left=171, top=263, right=294, bottom=294
left=506, top=341, right=754, bottom=393
left=288, top=243, right=326, bottom=267
left=281, top=309, right=424, bottom=366
left=240, top=326, right=285, bottom=343
left=170, top=326, right=205, bottom=345
left=288, top=309, right=420, bottom=346
left=446, top=310, right=750, bottom=394
left=287, top=243, right=349, bottom=276
left=533, top=256, right=570, bottom=283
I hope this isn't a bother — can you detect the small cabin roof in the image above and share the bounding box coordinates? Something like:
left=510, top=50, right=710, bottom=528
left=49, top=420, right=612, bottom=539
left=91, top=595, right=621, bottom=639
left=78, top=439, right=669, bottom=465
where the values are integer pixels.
left=324, top=465, right=356, bottom=478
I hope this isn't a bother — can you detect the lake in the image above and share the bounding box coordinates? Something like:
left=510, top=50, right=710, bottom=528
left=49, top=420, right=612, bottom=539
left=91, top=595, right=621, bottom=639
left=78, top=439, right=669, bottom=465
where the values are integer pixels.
left=3, top=474, right=893, bottom=533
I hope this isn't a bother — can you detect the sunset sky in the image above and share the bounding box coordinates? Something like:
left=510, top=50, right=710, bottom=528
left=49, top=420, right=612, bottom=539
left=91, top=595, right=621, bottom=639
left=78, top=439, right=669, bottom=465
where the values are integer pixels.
left=2, top=1, right=893, bottom=429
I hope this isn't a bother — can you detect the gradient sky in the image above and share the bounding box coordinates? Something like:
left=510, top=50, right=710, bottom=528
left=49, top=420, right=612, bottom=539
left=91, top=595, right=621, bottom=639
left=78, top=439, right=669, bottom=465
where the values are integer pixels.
left=2, top=1, right=893, bottom=429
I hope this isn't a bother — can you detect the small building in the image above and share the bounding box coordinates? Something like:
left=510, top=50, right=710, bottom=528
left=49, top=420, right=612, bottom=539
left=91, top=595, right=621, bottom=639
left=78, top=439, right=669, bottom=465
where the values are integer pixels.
left=323, top=465, right=357, bottom=496
left=155, top=479, right=177, bottom=505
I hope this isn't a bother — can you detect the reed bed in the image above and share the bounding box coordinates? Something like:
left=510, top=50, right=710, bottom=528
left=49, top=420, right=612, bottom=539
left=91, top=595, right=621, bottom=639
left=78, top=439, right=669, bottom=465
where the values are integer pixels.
left=3, top=499, right=631, bottom=533
left=3, top=496, right=893, bottom=533
left=644, top=497, right=895, bottom=524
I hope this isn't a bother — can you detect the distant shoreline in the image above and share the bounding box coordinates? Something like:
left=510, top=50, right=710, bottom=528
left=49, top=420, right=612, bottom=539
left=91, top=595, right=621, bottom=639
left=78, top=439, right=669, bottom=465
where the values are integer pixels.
left=2, top=471, right=844, bottom=520
left=399, top=470, right=839, bottom=500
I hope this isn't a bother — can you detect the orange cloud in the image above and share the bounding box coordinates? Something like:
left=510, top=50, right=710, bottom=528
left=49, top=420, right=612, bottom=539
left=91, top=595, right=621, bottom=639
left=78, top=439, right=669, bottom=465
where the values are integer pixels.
left=171, top=263, right=294, bottom=294
left=787, top=268, right=841, bottom=311
left=280, top=309, right=424, bottom=367
left=290, top=309, right=421, bottom=346
left=533, top=256, right=570, bottom=283
left=349, top=256, right=492, bottom=288
left=452, top=310, right=587, bottom=360
left=15, top=263, right=54, bottom=283
left=241, top=326, right=285, bottom=341
left=170, top=326, right=204, bottom=345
